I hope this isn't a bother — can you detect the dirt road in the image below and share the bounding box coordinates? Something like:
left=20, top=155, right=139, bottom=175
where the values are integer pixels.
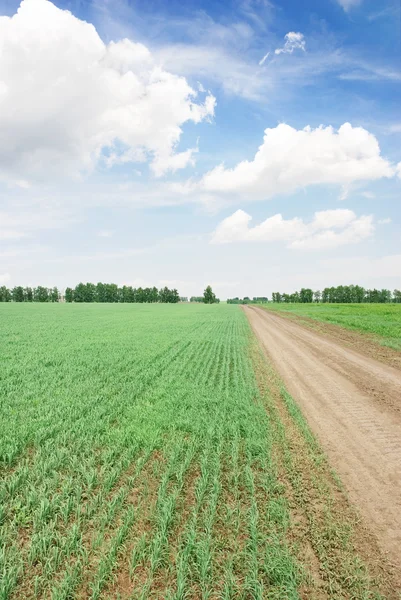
left=244, top=306, right=401, bottom=569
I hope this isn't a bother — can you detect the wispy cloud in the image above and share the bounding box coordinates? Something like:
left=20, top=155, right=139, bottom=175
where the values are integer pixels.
left=258, top=51, right=270, bottom=66
left=339, top=66, right=401, bottom=82
left=336, top=0, right=363, bottom=12
left=386, top=123, right=401, bottom=134
left=368, top=5, right=399, bottom=21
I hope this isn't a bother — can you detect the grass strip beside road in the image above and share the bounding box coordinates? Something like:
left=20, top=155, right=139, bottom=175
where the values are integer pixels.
left=262, top=302, right=401, bottom=351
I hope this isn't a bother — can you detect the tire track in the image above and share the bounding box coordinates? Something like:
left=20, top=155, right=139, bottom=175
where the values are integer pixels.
left=244, top=306, right=401, bottom=570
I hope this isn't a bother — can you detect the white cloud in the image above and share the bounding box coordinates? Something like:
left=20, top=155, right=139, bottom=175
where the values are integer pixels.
left=0, top=0, right=215, bottom=184
left=98, top=230, right=115, bottom=238
left=258, top=51, right=270, bottom=66
left=360, top=191, right=375, bottom=199
left=198, top=123, right=397, bottom=203
left=211, top=208, right=374, bottom=249
left=378, top=218, right=391, bottom=225
left=339, top=67, right=401, bottom=82
left=275, top=32, right=305, bottom=55
left=0, top=272, right=10, bottom=284
left=337, top=0, right=363, bottom=11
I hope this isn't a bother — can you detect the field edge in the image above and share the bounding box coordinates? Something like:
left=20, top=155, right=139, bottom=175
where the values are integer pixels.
left=246, top=313, right=401, bottom=598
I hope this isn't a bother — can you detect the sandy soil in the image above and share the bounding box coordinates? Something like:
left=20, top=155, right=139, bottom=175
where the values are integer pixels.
left=244, top=306, right=401, bottom=571
left=265, top=309, right=401, bottom=371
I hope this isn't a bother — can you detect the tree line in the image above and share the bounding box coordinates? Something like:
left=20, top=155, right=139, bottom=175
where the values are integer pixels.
left=227, top=297, right=267, bottom=304
left=0, top=283, right=223, bottom=304
left=0, top=286, right=60, bottom=303
left=190, top=289, right=220, bottom=304
left=66, top=283, right=181, bottom=303
left=0, top=283, right=181, bottom=303
left=271, top=285, right=401, bottom=303
left=228, top=286, right=401, bottom=304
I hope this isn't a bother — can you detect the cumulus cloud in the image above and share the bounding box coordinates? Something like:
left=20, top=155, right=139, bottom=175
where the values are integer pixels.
left=211, top=208, right=374, bottom=249
left=198, top=123, right=397, bottom=203
left=275, top=32, right=306, bottom=55
left=0, top=0, right=215, bottom=183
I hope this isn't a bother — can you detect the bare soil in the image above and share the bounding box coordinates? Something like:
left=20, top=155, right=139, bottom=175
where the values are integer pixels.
left=244, top=306, right=401, bottom=573
left=267, top=308, right=401, bottom=371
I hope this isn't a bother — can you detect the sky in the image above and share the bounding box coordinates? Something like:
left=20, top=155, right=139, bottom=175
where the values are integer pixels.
left=0, top=0, right=400, bottom=299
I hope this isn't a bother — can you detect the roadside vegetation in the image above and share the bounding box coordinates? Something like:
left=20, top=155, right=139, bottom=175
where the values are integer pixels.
left=0, top=303, right=394, bottom=598
left=264, top=302, right=401, bottom=351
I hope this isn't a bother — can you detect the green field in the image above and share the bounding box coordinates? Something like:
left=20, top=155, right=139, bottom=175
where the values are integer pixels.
left=0, top=304, right=388, bottom=599
left=263, top=303, right=401, bottom=350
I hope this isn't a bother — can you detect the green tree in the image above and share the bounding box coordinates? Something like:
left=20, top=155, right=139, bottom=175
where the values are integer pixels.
left=170, top=289, right=180, bottom=303
left=12, top=286, right=25, bottom=302
left=203, top=285, right=218, bottom=304
left=0, top=286, right=11, bottom=302
left=393, top=289, right=401, bottom=304
left=299, top=288, right=313, bottom=303
left=85, top=283, right=96, bottom=302
left=379, top=288, right=392, bottom=303
left=24, top=287, right=33, bottom=302
left=73, top=283, right=87, bottom=302
left=158, top=287, right=170, bottom=303
left=34, top=286, right=49, bottom=302
left=65, top=287, right=74, bottom=302
left=120, top=285, right=134, bottom=303
left=136, top=287, right=145, bottom=303
left=95, top=282, right=106, bottom=302
left=354, top=285, right=366, bottom=303
left=50, top=287, right=60, bottom=302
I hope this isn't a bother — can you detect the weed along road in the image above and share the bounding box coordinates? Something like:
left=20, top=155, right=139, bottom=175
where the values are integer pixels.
left=244, top=305, right=401, bottom=570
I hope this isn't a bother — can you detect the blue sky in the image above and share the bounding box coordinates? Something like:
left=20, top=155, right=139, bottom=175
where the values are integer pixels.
left=0, top=0, right=400, bottom=298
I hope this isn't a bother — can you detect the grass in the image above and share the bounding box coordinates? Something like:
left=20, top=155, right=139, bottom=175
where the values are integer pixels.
left=263, top=303, right=401, bottom=350
left=0, top=303, right=393, bottom=598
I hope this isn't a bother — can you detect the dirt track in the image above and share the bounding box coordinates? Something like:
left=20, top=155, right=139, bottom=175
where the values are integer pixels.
left=244, top=306, right=401, bottom=569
